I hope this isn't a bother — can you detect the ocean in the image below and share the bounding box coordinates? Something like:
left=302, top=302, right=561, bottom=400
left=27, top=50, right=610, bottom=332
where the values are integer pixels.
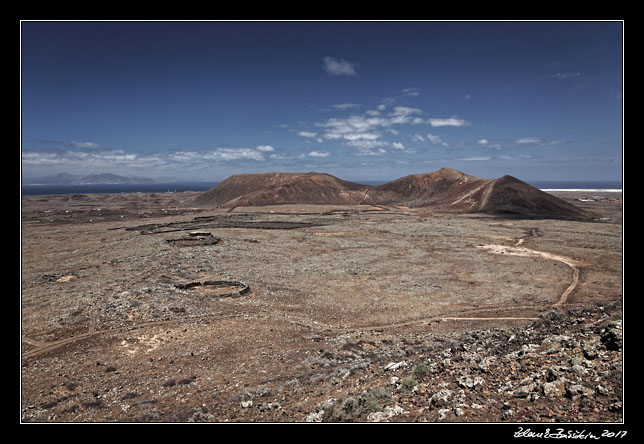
left=21, top=182, right=220, bottom=195
left=526, top=180, right=622, bottom=191
left=21, top=180, right=622, bottom=196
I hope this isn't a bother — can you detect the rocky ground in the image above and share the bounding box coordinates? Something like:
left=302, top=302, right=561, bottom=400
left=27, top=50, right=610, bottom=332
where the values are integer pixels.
left=304, top=303, right=623, bottom=423
left=20, top=190, right=623, bottom=423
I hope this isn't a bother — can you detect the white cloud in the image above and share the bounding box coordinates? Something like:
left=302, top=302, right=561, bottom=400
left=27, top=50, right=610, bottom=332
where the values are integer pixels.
left=68, top=141, right=102, bottom=149
left=515, top=137, right=542, bottom=144
left=308, top=151, right=330, bottom=158
left=39, top=140, right=107, bottom=150
left=330, top=103, right=360, bottom=110
left=344, top=140, right=389, bottom=149
left=427, top=133, right=449, bottom=147
left=323, top=57, right=358, bottom=76
left=428, top=117, right=468, bottom=127
left=297, top=131, right=318, bottom=138
left=514, top=137, right=573, bottom=146
left=306, top=98, right=469, bottom=158
left=168, top=151, right=199, bottom=162
left=401, top=87, right=421, bottom=97
left=381, top=88, right=422, bottom=107
left=545, top=139, right=573, bottom=145
left=316, top=115, right=385, bottom=141
left=316, top=107, right=427, bottom=142
left=269, top=153, right=290, bottom=160
left=354, top=147, right=387, bottom=156
left=24, top=140, right=285, bottom=179
left=552, top=72, right=581, bottom=79
left=192, top=148, right=266, bottom=161
left=390, top=106, right=422, bottom=117
left=390, top=106, right=424, bottom=125
left=391, top=142, right=405, bottom=150
left=342, top=132, right=380, bottom=141
left=23, top=145, right=273, bottom=176
left=23, top=149, right=152, bottom=174
left=343, top=140, right=410, bottom=155
left=499, top=155, right=533, bottom=160
left=458, top=156, right=491, bottom=161
left=477, top=138, right=488, bottom=145
left=22, top=151, right=66, bottom=166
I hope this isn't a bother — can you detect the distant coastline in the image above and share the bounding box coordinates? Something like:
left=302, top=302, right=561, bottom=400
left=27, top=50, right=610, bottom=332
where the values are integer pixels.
left=21, top=180, right=622, bottom=196
left=21, top=182, right=219, bottom=195
left=540, top=189, right=622, bottom=193
left=527, top=181, right=622, bottom=192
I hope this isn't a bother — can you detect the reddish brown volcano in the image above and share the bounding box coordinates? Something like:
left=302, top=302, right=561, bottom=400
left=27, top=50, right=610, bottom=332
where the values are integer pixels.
left=192, top=172, right=369, bottom=208
left=192, top=168, right=592, bottom=219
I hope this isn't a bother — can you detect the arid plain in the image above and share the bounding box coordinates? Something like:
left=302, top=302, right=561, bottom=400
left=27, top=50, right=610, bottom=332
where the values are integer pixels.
left=20, top=189, right=622, bottom=422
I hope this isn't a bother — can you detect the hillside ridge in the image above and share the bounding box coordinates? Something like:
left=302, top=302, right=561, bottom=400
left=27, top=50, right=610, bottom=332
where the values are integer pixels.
left=192, top=169, right=592, bottom=219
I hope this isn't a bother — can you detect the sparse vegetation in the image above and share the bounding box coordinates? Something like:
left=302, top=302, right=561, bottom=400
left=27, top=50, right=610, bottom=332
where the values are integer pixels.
left=412, top=362, right=429, bottom=380
left=400, top=376, right=418, bottom=393
left=321, top=387, right=392, bottom=422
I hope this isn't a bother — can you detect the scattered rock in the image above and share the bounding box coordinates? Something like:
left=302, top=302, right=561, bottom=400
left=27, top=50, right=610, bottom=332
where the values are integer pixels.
left=595, top=385, right=611, bottom=396
left=542, top=380, right=566, bottom=398
left=259, top=402, right=281, bottom=412
left=429, top=389, right=452, bottom=407
left=384, top=361, right=407, bottom=372
left=501, top=409, right=514, bottom=420
left=514, top=382, right=536, bottom=398
left=297, top=303, right=624, bottom=422
left=178, top=377, right=195, bottom=385
left=582, top=340, right=600, bottom=360
left=121, top=392, right=138, bottom=401
left=565, top=384, right=592, bottom=399
left=600, top=321, right=622, bottom=351
left=545, top=366, right=565, bottom=382
left=457, top=375, right=484, bottom=390
left=366, top=405, right=407, bottom=422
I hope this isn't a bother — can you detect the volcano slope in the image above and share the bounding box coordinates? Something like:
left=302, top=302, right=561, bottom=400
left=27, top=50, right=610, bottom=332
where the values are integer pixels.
left=192, top=172, right=370, bottom=208
left=192, top=168, right=592, bottom=220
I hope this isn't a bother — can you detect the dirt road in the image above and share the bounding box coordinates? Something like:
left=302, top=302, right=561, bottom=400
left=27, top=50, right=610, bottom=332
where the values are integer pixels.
left=476, top=243, right=581, bottom=307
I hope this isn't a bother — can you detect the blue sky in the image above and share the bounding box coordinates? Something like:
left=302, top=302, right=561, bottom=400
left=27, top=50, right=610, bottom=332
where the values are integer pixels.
left=21, top=21, right=623, bottom=183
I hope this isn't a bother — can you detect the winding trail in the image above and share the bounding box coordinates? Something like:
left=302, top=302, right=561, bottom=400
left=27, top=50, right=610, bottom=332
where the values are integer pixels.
left=441, top=227, right=581, bottom=321
left=450, top=183, right=487, bottom=207
left=475, top=244, right=580, bottom=307
left=22, top=313, right=241, bottom=360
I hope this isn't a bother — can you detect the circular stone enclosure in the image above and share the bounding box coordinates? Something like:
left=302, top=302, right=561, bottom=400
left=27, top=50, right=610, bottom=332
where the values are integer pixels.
left=175, top=280, right=250, bottom=298
left=166, top=232, right=220, bottom=247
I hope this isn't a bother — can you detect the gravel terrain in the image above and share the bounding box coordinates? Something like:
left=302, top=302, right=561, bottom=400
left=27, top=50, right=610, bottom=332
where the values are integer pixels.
left=20, top=190, right=622, bottom=423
